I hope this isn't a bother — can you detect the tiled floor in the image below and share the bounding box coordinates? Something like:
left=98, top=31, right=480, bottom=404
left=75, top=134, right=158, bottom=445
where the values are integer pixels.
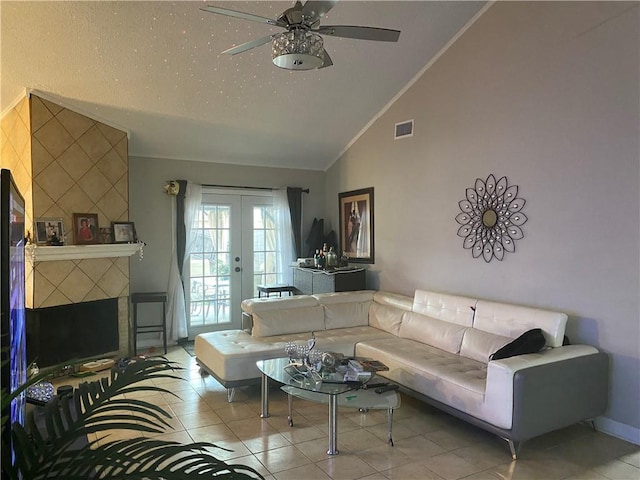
left=58, top=346, right=639, bottom=480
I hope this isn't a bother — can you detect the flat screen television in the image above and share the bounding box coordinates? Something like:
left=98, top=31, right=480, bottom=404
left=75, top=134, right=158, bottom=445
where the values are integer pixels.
left=0, top=168, right=27, bottom=454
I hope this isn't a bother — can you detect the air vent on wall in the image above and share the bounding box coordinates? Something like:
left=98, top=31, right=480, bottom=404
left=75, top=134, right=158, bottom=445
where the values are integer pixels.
left=394, top=120, right=414, bottom=139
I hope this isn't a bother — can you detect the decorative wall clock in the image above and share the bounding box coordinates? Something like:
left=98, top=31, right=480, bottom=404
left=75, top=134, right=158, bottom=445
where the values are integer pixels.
left=455, top=174, right=527, bottom=262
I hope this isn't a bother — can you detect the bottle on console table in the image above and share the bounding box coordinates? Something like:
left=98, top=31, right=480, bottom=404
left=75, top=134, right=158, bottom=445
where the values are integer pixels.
left=326, top=247, right=338, bottom=268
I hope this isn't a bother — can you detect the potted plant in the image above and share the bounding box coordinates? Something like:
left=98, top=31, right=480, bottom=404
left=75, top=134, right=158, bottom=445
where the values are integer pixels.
left=1, top=357, right=264, bottom=479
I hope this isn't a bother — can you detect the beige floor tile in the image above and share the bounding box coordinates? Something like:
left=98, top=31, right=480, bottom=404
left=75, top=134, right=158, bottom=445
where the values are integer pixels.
left=178, top=409, right=224, bottom=429
left=161, top=387, right=202, bottom=404
left=241, top=432, right=294, bottom=453
left=488, top=459, right=574, bottom=480
left=167, top=398, right=213, bottom=416
left=201, top=438, right=253, bottom=461
left=277, top=422, right=327, bottom=444
left=227, top=454, right=272, bottom=478
left=273, top=463, right=332, bottom=480
left=421, top=452, right=488, bottom=480
left=214, top=403, right=262, bottom=422
left=356, top=474, right=389, bottom=480
left=546, top=432, right=639, bottom=469
left=562, top=469, right=611, bottom=479
left=592, top=458, right=640, bottom=479
left=332, top=428, right=386, bottom=454
left=295, top=437, right=341, bottom=462
left=356, top=442, right=420, bottom=473
left=392, top=434, right=448, bottom=461
left=316, top=454, right=378, bottom=480
left=449, top=440, right=514, bottom=470
left=188, top=423, right=239, bottom=445
left=226, top=416, right=279, bottom=438
left=383, top=460, right=445, bottom=479
left=255, top=445, right=313, bottom=473
left=618, top=449, right=640, bottom=468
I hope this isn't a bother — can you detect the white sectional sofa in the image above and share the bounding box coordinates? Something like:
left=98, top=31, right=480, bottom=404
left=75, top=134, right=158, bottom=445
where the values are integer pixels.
left=194, top=289, right=608, bottom=458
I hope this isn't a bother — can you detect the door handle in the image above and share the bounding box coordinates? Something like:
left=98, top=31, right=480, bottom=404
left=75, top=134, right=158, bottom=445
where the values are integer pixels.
left=235, top=266, right=242, bottom=272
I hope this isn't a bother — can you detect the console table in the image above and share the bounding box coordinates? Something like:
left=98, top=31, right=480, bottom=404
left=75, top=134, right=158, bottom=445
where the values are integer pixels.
left=292, top=267, right=366, bottom=295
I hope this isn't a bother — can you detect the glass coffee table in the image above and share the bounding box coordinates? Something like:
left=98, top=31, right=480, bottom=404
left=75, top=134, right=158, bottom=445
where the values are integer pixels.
left=256, top=357, right=400, bottom=455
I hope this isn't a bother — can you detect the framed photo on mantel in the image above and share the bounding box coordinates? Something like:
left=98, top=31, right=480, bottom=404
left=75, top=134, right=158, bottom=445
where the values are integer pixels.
left=112, top=222, right=137, bottom=244
left=338, top=187, right=374, bottom=264
left=73, top=213, right=99, bottom=245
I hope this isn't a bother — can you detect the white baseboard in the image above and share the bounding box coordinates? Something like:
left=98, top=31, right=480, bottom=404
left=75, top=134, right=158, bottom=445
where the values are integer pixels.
left=596, top=416, right=640, bottom=445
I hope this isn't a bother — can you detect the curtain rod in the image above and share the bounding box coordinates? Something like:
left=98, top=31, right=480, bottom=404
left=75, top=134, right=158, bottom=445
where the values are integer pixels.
left=202, top=184, right=309, bottom=193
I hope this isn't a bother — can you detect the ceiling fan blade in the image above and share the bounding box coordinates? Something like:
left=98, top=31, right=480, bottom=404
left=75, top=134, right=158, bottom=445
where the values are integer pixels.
left=222, top=35, right=275, bottom=56
left=200, top=5, right=286, bottom=28
left=318, top=49, right=333, bottom=69
left=317, top=25, right=401, bottom=42
left=301, top=1, right=338, bottom=22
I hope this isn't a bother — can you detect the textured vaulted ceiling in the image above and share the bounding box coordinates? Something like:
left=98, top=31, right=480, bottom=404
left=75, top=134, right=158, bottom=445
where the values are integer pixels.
left=1, top=1, right=485, bottom=170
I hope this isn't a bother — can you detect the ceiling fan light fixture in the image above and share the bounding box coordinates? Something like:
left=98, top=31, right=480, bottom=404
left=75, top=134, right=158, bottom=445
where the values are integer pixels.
left=272, top=31, right=324, bottom=70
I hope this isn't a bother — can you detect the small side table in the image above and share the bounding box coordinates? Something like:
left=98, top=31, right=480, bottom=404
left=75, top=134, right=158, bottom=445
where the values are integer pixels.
left=131, top=292, right=168, bottom=354
left=257, top=284, right=296, bottom=298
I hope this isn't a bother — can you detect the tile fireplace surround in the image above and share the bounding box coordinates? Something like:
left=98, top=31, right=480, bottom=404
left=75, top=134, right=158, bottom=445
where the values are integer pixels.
left=2, top=94, right=132, bottom=358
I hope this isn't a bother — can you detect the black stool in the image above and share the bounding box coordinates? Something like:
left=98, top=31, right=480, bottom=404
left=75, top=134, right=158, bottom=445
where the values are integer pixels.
left=257, top=284, right=296, bottom=298
left=131, top=292, right=168, bottom=354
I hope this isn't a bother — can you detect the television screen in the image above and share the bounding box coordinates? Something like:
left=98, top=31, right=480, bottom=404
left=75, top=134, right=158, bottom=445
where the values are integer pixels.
left=0, top=168, right=27, bottom=452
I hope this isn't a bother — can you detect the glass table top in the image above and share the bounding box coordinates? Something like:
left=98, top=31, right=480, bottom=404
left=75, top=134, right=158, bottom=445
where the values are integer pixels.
left=257, top=357, right=377, bottom=395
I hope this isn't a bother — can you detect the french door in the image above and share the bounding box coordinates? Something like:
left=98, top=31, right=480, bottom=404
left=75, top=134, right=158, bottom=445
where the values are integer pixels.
left=186, top=192, right=282, bottom=339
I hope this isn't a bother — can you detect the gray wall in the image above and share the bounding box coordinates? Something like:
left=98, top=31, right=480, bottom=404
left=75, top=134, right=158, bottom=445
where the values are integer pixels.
left=128, top=155, right=325, bottom=293
left=325, top=2, right=639, bottom=441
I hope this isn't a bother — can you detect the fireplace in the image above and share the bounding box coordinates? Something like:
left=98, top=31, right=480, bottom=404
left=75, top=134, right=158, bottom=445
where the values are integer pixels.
left=26, top=298, right=119, bottom=367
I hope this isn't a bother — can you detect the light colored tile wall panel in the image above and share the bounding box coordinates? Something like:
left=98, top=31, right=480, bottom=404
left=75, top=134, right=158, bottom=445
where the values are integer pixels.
left=29, top=95, right=130, bottom=356
left=0, top=95, right=34, bottom=307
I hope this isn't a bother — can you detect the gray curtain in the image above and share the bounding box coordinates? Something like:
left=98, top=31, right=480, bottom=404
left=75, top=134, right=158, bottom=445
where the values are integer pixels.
left=287, top=187, right=303, bottom=258
left=176, top=179, right=188, bottom=274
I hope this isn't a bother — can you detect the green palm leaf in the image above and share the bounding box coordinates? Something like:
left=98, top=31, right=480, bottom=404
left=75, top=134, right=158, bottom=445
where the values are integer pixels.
left=2, top=357, right=264, bottom=479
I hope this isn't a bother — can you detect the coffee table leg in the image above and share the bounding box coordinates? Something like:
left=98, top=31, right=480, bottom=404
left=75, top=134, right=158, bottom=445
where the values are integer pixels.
left=287, top=392, right=294, bottom=427
left=387, top=407, right=394, bottom=446
left=327, top=394, right=339, bottom=455
left=260, top=373, right=270, bottom=418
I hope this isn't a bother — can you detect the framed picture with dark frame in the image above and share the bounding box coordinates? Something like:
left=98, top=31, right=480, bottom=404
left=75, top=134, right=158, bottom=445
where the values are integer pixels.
left=112, top=222, right=137, bottom=244
left=35, top=218, right=64, bottom=245
left=72, top=213, right=99, bottom=245
left=338, top=187, right=374, bottom=264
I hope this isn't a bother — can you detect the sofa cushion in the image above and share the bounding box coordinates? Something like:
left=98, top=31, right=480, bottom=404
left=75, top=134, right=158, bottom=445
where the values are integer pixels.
left=241, top=295, right=318, bottom=313
left=474, top=300, right=567, bottom=347
left=251, top=305, right=325, bottom=338
left=373, top=291, right=413, bottom=311
left=369, top=302, right=406, bottom=336
left=315, top=291, right=374, bottom=330
left=460, top=328, right=512, bottom=363
left=398, top=311, right=468, bottom=354
left=412, top=290, right=477, bottom=327
left=355, top=338, right=488, bottom=420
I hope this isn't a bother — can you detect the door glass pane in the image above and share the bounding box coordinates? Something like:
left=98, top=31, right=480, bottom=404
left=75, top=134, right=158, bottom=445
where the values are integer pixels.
left=252, top=205, right=280, bottom=295
left=189, top=204, right=231, bottom=328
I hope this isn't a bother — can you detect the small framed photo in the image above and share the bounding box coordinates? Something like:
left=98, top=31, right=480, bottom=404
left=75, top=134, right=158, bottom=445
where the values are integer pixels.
left=112, top=222, right=137, bottom=243
left=99, top=227, right=113, bottom=244
left=35, top=218, right=64, bottom=245
left=73, top=213, right=99, bottom=245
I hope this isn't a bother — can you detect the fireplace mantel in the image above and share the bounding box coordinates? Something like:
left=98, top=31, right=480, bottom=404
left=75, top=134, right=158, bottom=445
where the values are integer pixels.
left=26, top=243, right=144, bottom=263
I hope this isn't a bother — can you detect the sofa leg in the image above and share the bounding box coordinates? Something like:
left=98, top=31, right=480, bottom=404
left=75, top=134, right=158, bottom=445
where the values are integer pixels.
left=226, top=388, right=236, bottom=403
left=506, top=439, right=520, bottom=460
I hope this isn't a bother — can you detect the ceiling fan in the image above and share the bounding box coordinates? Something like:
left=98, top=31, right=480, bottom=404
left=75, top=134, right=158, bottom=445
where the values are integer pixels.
left=201, top=1, right=401, bottom=70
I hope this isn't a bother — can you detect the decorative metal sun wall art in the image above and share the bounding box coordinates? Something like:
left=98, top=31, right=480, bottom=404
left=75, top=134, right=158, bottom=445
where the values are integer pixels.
left=455, top=174, right=528, bottom=262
